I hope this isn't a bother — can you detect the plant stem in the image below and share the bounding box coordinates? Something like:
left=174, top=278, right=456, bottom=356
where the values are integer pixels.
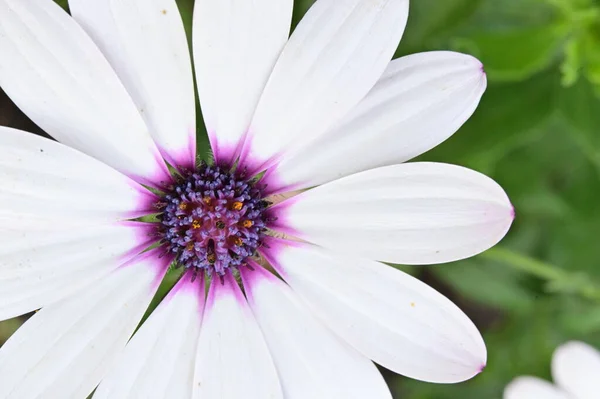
left=481, top=247, right=600, bottom=301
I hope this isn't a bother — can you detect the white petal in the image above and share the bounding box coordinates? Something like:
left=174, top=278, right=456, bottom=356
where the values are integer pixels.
left=193, top=272, right=282, bottom=399
left=0, top=127, right=156, bottom=229
left=274, top=51, right=487, bottom=190
left=0, top=0, right=169, bottom=185
left=504, top=377, right=569, bottom=399
left=69, top=0, right=197, bottom=170
left=272, top=162, right=513, bottom=265
left=268, top=242, right=486, bottom=383
left=552, top=341, right=600, bottom=399
left=241, top=266, right=391, bottom=399
left=0, top=250, right=169, bottom=399
left=94, top=271, right=205, bottom=399
left=0, top=222, right=154, bottom=321
left=240, top=0, right=409, bottom=172
left=193, top=0, right=293, bottom=165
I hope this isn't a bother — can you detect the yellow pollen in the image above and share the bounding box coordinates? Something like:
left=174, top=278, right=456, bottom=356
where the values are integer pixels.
left=207, top=253, right=216, bottom=264
left=203, top=197, right=212, bottom=205
left=242, top=220, right=253, bottom=228
left=232, top=201, right=243, bottom=211
left=178, top=203, right=188, bottom=210
left=186, top=242, right=194, bottom=251
left=234, top=237, right=243, bottom=246
left=191, top=220, right=201, bottom=229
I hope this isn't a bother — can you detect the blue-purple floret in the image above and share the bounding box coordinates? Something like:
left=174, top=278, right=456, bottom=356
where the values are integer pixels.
left=156, top=163, right=269, bottom=276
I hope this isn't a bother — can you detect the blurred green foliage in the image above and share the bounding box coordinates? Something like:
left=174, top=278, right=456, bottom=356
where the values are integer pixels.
left=3, top=0, right=600, bottom=398
left=400, top=0, right=600, bottom=397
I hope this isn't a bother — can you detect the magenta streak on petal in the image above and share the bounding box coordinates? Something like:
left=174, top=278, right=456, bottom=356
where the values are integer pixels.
left=236, top=132, right=285, bottom=179
left=265, top=195, right=303, bottom=238
left=256, top=237, right=302, bottom=278
left=124, top=152, right=171, bottom=190
left=208, top=130, right=242, bottom=168
left=207, top=131, right=219, bottom=163
left=153, top=149, right=175, bottom=186
left=163, top=269, right=205, bottom=307
left=206, top=271, right=247, bottom=313
left=204, top=274, right=218, bottom=311
left=125, top=181, right=160, bottom=219
left=126, top=149, right=172, bottom=190
left=118, top=246, right=174, bottom=290
left=160, top=128, right=197, bottom=172
left=222, top=271, right=248, bottom=305
left=258, top=166, right=302, bottom=196
left=204, top=271, right=222, bottom=311
left=239, top=263, right=277, bottom=303
left=116, top=221, right=159, bottom=262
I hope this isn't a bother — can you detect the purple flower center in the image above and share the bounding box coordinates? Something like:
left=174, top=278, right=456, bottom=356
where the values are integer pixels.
left=156, top=163, right=269, bottom=276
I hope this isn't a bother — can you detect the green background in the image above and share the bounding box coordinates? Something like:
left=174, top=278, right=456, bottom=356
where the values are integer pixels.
left=2, top=0, right=600, bottom=398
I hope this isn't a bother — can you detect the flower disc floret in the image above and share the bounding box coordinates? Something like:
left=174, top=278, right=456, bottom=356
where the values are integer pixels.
left=157, top=163, right=269, bottom=275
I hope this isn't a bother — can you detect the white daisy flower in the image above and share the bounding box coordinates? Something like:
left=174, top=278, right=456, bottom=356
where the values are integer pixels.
left=504, top=341, right=600, bottom=399
left=0, top=0, right=514, bottom=397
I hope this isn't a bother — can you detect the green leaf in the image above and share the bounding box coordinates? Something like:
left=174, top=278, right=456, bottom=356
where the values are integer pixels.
left=582, top=29, right=600, bottom=89
left=399, top=0, right=483, bottom=52
left=0, top=317, right=22, bottom=345
left=561, top=37, right=584, bottom=86
left=433, top=260, right=536, bottom=313
left=467, top=0, right=558, bottom=30
left=558, top=77, right=600, bottom=156
left=453, top=24, right=569, bottom=82
left=175, top=0, right=194, bottom=45
left=292, top=0, right=316, bottom=30
left=53, top=0, right=69, bottom=11
left=560, top=300, right=600, bottom=334
left=138, top=267, right=184, bottom=327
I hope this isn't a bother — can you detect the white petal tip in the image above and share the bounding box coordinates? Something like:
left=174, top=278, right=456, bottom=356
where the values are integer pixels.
left=496, top=202, right=516, bottom=241
left=418, top=360, right=487, bottom=384
left=550, top=341, right=600, bottom=398
left=452, top=334, right=488, bottom=383
left=503, top=376, right=568, bottom=399
left=496, top=201, right=516, bottom=234
left=459, top=54, right=487, bottom=91
left=552, top=340, right=600, bottom=375
left=503, top=377, right=531, bottom=398
left=448, top=358, right=488, bottom=383
left=479, top=190, right=514, bottom=254
left=480, top=65, right=488, bottom=83
left=554, top=341, right=593, bottom=358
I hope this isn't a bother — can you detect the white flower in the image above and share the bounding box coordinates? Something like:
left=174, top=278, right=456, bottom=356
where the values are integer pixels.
left=0, top=0, right=514, bottom=398
left=504, top=341, right=600, bottom=399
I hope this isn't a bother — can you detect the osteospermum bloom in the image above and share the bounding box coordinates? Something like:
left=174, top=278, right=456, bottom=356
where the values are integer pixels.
left=0, top=0, right=513, bottom=397
left=504, top=341, right=600, bottom=399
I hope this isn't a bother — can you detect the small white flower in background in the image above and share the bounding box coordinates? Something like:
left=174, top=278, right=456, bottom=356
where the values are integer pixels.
left=0, top=0, right=514, bottom=397
left=504, top=341, right=600, bottom=399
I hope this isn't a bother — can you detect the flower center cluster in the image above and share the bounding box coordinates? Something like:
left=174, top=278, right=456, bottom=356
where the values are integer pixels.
left=157, top=163, right=269, bottom=276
